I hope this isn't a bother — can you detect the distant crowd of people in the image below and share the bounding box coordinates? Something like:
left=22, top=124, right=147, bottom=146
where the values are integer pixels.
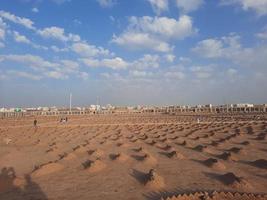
left=33, top=116, right=69, bottom=127
left=60, top=117, right=68, bottom=123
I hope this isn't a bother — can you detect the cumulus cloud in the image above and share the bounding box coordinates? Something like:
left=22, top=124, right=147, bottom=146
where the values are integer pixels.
left=13, top=31, right=31, bottom=44
left=97, top=0, right=116, bottom=8
left=176, top=0, right=203, bottom=13
left=131, top=54, right=160, bottom=69
left=0, top=17, right=6, bottom=41
left=112, top=32, right=172, bottom=52
left=164, top=71, right=185, bottom=79
left=0, top=54, right=90, bottom=80
left=38, top=26, right=80, bottom=42
left=221, top=0, right=267, bottom=16
left=190, top=65, right=214, bottom=79
left=81, top=57, right=128, bottom=70
left=147, top=0, right=169, bottom=15
left=112, top=15, right=196, bottom=52
left=256, top=25, right=267, bottom=39
left=192, top=39, right=224, bottom=58
left=130, top=70, right=154, bottom=78
left=51, top=45, right=69, bottom=52
left=192, top=34, right=242, bottom=58
left=72, top=42, right=111, bottom=57
left=165, top=54, right=175, bottom=62
left=193, top=34, right=267, bottom=73
left=0, top=42, right=4, bottom=48
left=128, top=15, right=196, bottom=40
left=7, top=70, right=42, bottom=80
left=32, top=8, right=39, bottom=13
left=0, top=54, right=58, bottom=70
left=0, top=10, right=35, bottom=30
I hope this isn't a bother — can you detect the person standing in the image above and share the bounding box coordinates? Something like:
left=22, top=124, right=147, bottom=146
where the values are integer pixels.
left=34, top=119, right=37, bottom=127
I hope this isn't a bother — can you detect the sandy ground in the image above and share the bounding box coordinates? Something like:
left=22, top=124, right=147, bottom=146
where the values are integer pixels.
left=0, top=113, right=267, bottom=200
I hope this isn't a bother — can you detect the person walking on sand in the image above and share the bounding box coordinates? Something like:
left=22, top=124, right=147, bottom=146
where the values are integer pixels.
left=34, top=119, right=37, bottom=127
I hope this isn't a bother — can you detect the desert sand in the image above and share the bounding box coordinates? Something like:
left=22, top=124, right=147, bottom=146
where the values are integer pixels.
left=0, top=113, right=267, bottom=200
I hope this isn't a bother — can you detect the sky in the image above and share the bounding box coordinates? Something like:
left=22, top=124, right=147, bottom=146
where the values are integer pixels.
left=0, top=0, right=267, bottom=107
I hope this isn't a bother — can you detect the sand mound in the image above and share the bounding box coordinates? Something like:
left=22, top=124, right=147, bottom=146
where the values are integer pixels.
left=250, top=159, right=267, bottom=169
left=168, top=135, right=179, bottom=140
left=156, top=143, right=172, bottom=150
left=82, top=159, right=106, bottom=173
left=217, top=172, right=251, bottom=189
left=216, top=152, right=237, bottom=161
left=145, top=139, right=156, bottom=145
left=226, top=147, right=243, bottom=154
left=132, top=146, right=143, bottom=152
left=237, top=141, right=250, bottom=145
left=205, top=171, right=252, bottom=190
left=109, top=153, right=120, bottom=160
left=32, top=163, right=64, bottom=177
left=162, top=191, right=267, bottom=200
left=63, top=152, right=77, bottom=161
left=87, top=149, right=104, bottom=158
left=175, top=140, right=187, bottom=146
left=159, top=150, right=185, bottom=159
left=202, top=158, right=226, bottom=170
left=131, top=152, right=148, bottom=161
left=131, top=169, right=164, bottom=189
left=191, top=145, right=207, bottom=152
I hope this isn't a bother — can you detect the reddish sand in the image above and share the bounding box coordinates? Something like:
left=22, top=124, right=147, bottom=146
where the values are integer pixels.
left=0, top=113, right=267, bottom=200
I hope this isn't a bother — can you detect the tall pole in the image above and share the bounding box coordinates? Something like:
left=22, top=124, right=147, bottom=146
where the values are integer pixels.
left=69, top=93, right=72, bottom=112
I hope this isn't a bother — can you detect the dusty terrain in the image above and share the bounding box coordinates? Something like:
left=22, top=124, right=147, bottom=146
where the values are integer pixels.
left=0, top=113, right=267, bottom=200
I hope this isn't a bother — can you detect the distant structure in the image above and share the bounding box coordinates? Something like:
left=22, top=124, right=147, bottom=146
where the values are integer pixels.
left=0, top=103, right=267, bottom=118
left=69, top=93, right=72, bottom=112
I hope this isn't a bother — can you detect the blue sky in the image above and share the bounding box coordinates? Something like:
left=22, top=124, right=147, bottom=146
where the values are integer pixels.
left=0, top=0, right=267, bottom=107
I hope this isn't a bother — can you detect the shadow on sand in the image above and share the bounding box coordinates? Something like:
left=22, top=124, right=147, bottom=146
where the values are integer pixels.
left=0, top=167, right=48, bottom=200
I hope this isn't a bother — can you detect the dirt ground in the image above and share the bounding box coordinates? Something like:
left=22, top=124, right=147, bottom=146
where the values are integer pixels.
left=0, top=113, right=267, bottom=200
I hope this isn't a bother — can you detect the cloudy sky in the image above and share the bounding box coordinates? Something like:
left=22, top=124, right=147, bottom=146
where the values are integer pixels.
left=0, top=0, right=267, bottom=107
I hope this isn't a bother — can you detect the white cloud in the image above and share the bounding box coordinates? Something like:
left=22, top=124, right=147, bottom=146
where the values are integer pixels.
left=130, top=70, right=153, bottom=78
left=81, top=57, right=128, bottom=70
left=179, top=56, right=191, bottom=63
left=32, top=8, right=39, bottom=13
left=13, top=31, right=31, bottom=44
left=0, top=10, right=35, bottom=30
left=192, top=34, right=242, bottom=58
left=227, top=68, right=238, bottom=76
left=51, top=45, right=69, bottom=52
left=190, top=66, right=213, bottom=79
left=78, top=71, right=89, bottom=80
left=165, top=54, right=175, bottom=62
left=256, top=26, right=267, bottom=39
left=192, top=39, right=224, bottom=58
left=176, top=0, right=203, bottom=13
left=45, top=71, right=68, bottom=79
left=13, top=31, right=48, bottom=50
left=164, top=71, right=185, bottom=79
left=7, top=70, right=42, bottom=80
left=0, top=17, right=7, bottom=41
left=38, top=26, right=80, bottom=42
left=97, top=0, right=116, bottom=8
left=0, top=54, right=59, bottom=70
left=221, top=0, right=267, bottom=16
left=60, top=59, right=79, bottom=73
left=51, top=0, right=72, bottom=4
left=0, top=42, right=4, bottom=48
left=112, top=15, right=196, bottom=52
left=128, top=15, right=196, bottom=40
left=72, top=42, right=111, bottom=57
left=147, top=0, right=169, bottom=15
left=132, top=54, right=160, bottom=69
left=112, top=32, right=172, bottom=52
